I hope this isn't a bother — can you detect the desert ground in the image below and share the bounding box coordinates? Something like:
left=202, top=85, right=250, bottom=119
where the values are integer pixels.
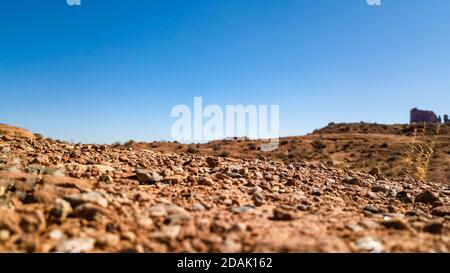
left=0, top=123, right=449, bottom=252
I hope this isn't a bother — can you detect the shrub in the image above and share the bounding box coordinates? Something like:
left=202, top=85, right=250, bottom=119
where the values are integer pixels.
left=311, top=139, right=326, bottom=150
left=186, top=146, right=199, bottom=154
left=124, top=140, right=136, bottom=146
left=218, top=151, right=230, bottom=157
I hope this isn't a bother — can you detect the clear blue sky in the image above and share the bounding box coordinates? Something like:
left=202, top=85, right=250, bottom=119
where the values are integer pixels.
left=1, top=0, right=449, bottom=143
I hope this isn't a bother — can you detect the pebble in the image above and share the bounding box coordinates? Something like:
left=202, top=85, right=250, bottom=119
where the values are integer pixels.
left=406, top=210, right=423, bottom=217
left=415, top=190, right=440, bottom=204
left=198, top=177, right=214, bottom=186
left=0, top=146, right=11, bottom=154
left=343, top=176, right=362, bottom=186
left=150, top=225, right=181, bottom=241
left=272, top=207, right=296, bottom=221
left=381, top=218, right=408, bottom=230
left=364, top=205, right=381, bottom=214
left=64, top=192, right=108, bottom=208
left=230, top=206, right=255, bottom=214
left=252, top=192, right=265, bottom=206
left=149, top=204, right=191, bottom=222
left=49, top=229, right=65, bottom=240
left=149, top=205, right=168, bottom=217
left=164, top=174, right=185, bottom=184
left=371, top=184, right=389, bottom=193
left=396, top=191, right=412, bottom=203
left=431, top=206, right=450, bottom=217
left=311, top=188, right=322, bottom=196
left=0, top=186, right=6, bottom=196
left=135, top=169, right=163, bottom=184
left=366, top=192, right=379, bottom=200
left=72, top=203, right=105, bottom=221
left=423, top=220, right=444, bottom=234
left=0, top=229, right=11, bottom=241
left=355, top=237, right=384, bottom=253
left=368, top=168, right=381, bottom=176
left=97, top=233, right=120, bottom=247
left=56, top=237, right=96, bottom=253
left=50, top=198, right=73, bottom=222
left=346, top=224, right=363, bottom=232
left=137, top=217, right=154, bottom=229
left=192, top=203, right=206, bottom=211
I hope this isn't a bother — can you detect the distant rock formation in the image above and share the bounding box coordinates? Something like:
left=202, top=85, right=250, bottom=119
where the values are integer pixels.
left=410, top=108, right=439, bottom=124
left=445, top=114, right=449, bottom=124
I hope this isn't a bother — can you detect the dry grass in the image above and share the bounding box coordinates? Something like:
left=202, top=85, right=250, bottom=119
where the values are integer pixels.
left=402, top=123, right=441, bottom=181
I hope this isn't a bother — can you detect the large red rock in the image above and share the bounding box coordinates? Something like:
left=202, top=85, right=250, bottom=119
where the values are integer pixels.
left=410, top=108, right=439, bottom=123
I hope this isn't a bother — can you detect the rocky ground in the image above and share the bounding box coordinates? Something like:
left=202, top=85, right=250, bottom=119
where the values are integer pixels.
left=131, top=123, right=450, bottom=184
left=0, top=135, right=449, bottom=253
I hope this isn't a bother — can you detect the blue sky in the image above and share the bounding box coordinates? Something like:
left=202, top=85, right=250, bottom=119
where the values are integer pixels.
left=1, top=0, right=449, bottom=143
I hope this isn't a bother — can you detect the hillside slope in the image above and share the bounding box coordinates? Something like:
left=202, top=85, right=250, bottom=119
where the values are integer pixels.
left=130, top=123, right=450, bottom=184
left=0, top=124, right=35, bottom=139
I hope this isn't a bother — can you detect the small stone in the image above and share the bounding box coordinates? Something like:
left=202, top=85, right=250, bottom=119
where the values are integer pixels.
left=150, top=225, right=181, bottom=241
left=31, top=156, right=49, bottom=165
left=432, top=200, right=445, bottom=207
left=149, top=204, right=191, bottom=222
left=64, top=192, right=108, bottom=208
left=346, top=224, right=363, bottom=232
left=0, top=146, right=11, bottom=154
left=396, top=191, right=412, bottom=203
left=165, top=204, right=191, bottom=222
left=198, top=177, right=214, bottom=186
left=252, top=192, right=265, bottom=206
left=135, top=169, right=163, bottom=184
left=296, top=204, right=308, bottom=211
left=406, top=210, right=423, bottom=217
left=368, top=168, right=381, bottom=176
left=149, top=205, right=168, bottom=217
left=311, top=188, right=322, bottom=196
left=366, top=192, right=379, bottom=200
left=387, top=206, right=396, bottom=213
left=231, top=222, right=247, bottom=232
left=359, top=219, right=379, bottom=229
left=371, top=185, right=389, bottom=193
left=381, top=218, right=408, bottom=230
left=343, top=176, right=362, bottom=186
left=56, top=237, right=95, bottom=253
left=355, top=237, right=384, bottom=253
left=423, top=220, right=444, bottom=234
left=364, top=205, right=381, bottom=214
left=431, top=206, right=450, bottom=217
left=50, top=198, right=73, bottom=222
left=415, top=190, right=440, bottom=204
left=0, top=186, right=6, bottom=196
left=99, top=174, right=114, bottom=184
left=220, top=239, right=242, bottom=252
left=206, top=157, right=219, bottom=168
left=248, top=186, right=263, bottom=195
left=0, top=229, right=11, bottom=241
left=272, top=207, right=296, bottom=221
left=1, top=135, right=12, bottom=141
left=72, top=203, right=106, bottom=221
left=163, top=174, right=185, bottom=184
left=137, top=217, right=154, bottom=229
left=97, top=233, right=120, bottom=247
left=49, top=229, right=65, bottom=240
left=192, top=203, right=206, bottom=211
left=230, top=206, right=254, bottom=214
